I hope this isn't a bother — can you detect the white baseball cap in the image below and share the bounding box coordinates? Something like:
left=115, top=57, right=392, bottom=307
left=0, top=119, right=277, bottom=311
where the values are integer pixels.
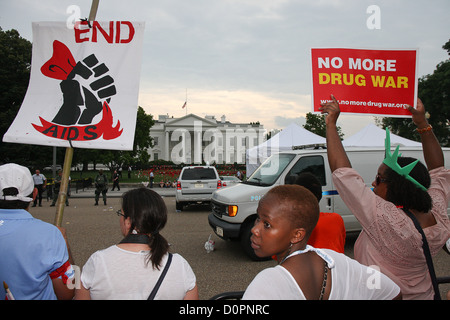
left=0, top=163, right=34, bottom=202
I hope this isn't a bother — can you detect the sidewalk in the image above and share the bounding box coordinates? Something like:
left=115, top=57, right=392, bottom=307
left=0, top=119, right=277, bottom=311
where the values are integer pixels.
left=70, top=183, right=175, bottom=198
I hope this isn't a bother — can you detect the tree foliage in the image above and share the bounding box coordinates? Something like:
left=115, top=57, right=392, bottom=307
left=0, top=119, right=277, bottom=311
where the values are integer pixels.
left=303, top=112, right=344, bottom=139
left=0, top=27, right=43, bottom=166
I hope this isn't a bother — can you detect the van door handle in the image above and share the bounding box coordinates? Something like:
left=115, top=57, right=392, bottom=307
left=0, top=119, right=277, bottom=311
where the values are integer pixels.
left=326, top=197, right=332, bottom=210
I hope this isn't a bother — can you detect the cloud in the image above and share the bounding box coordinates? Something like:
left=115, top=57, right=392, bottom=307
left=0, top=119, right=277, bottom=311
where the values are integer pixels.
left=274, top=116, right=306, bottom=128
left=139, top=87, right=312, bottom=131
left=2, top=0, right=449, bottom=139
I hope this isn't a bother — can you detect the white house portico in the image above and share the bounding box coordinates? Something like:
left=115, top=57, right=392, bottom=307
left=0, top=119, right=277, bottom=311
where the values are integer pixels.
left=149, top=113, right=265, bottom=164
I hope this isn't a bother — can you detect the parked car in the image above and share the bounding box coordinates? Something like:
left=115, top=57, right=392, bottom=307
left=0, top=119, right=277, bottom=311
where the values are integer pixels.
left=176, top=166, right=221, bottom=211
left=220, top=176, right=241, bottom=188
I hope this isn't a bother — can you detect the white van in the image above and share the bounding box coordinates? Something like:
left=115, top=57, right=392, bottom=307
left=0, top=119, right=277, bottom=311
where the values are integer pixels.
left=208, top=147, right=450, bottom=260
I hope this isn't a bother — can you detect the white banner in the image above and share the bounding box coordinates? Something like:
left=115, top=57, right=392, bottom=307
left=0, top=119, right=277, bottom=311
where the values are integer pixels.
left=3, top=21, right=145, bottom=150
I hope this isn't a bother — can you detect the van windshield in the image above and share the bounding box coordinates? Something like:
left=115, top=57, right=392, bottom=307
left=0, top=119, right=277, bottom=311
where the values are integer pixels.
left=245, top=154, right=296, bottom=186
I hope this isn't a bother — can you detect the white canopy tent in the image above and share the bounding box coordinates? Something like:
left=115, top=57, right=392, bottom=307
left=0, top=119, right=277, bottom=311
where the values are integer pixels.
left=245, top=123, right=326, bottom=176
left=342, top=123, right=422, bottom=148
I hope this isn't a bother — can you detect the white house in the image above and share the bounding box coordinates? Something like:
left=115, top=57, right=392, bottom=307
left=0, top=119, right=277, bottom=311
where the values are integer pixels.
left=148, top=113, right=265, bottom=164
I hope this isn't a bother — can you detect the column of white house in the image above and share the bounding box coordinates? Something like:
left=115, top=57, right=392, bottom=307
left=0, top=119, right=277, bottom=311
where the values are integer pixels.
left=194, top=121, right=203, bottom=164
left=165, top=130, right=170, bottom=161
left=171, top=129, right=188, bottom=164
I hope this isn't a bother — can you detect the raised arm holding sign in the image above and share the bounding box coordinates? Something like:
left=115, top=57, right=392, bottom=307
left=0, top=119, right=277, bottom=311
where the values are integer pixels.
left=319, top=94, right=449, bottom=300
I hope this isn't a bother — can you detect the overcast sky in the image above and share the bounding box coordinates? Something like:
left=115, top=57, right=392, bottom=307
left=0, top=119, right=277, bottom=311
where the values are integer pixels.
left=1, top=0, right=449, bottom=137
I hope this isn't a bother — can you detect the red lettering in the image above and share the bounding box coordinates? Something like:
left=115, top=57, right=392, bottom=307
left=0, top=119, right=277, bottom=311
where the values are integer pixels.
left=32, top=103, right=122, bottom=141
left=74, top=21, right=90, bottom=43
left=92, top=21, right=114, bottom=43
left=119, top=21, right=135, bottom=43
left=73, top=21, right=135, bottom=44
left=115, top=21, right=121, bottom=44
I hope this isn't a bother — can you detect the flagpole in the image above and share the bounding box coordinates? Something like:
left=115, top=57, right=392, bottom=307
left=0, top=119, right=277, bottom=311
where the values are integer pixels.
left=185, top=88, right=187, bottom=115
left=54, top=0, right=100, bottom=227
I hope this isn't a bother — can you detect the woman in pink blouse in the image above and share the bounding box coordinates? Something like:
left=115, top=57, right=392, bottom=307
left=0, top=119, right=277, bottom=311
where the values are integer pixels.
left=319, top=95, right=450, bottom=300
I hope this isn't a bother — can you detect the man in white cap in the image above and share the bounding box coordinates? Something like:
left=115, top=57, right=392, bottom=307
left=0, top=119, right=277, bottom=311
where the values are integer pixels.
left=0, top=163, right=75, bottom=300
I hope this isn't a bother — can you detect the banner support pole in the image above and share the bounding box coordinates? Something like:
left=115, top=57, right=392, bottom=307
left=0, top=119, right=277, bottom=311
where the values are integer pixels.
left=54, top=0, right=100, bottom=227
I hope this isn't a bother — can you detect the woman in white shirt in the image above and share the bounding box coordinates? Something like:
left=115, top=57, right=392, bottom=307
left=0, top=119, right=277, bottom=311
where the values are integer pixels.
left=75, top=188, right=198, bottom=300
left=242, top=185, right=401, bottom=300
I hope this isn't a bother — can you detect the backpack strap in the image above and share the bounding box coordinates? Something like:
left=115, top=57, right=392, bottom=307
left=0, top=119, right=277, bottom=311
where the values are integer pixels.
left=147, top=253, right=173, bottom=300
left=401, top=208, right=441, bottom=300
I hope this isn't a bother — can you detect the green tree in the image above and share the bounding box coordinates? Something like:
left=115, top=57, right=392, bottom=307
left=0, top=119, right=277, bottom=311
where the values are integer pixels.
left=380, top=39, right=450, bottom=146
left=0, top=28, right=31, bottom=129
left=303, top=112, right=344, bottom=139
left=0, top=27, right=59, bottom=167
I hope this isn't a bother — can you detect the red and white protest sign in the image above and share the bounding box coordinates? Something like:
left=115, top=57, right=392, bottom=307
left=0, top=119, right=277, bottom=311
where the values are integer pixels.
left=3, top=21, right=145, bottom=150
left=311, top=48, right=418, bottom=117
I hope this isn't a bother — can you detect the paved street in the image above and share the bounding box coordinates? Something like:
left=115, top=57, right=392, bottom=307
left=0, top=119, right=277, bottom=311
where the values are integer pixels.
left=30, top=185, right=449, bottom=300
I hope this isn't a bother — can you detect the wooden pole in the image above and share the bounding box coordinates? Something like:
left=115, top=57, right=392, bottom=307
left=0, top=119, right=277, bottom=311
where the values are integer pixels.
left=88, top=0, right=100, bottom=22
left=54, top=0, right=100, bottom=226
left=53, top=147, right=73, bottom=226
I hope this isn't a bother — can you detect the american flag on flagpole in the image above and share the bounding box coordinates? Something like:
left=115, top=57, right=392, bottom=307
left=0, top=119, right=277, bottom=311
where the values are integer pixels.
left=182, top=101, right=186, bottom=109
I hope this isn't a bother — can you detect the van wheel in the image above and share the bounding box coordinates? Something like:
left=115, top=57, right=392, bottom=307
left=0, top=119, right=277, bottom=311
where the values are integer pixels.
left=176, top=201, right=183, bottom=211
left=240, top=219, right=270, bottom=261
